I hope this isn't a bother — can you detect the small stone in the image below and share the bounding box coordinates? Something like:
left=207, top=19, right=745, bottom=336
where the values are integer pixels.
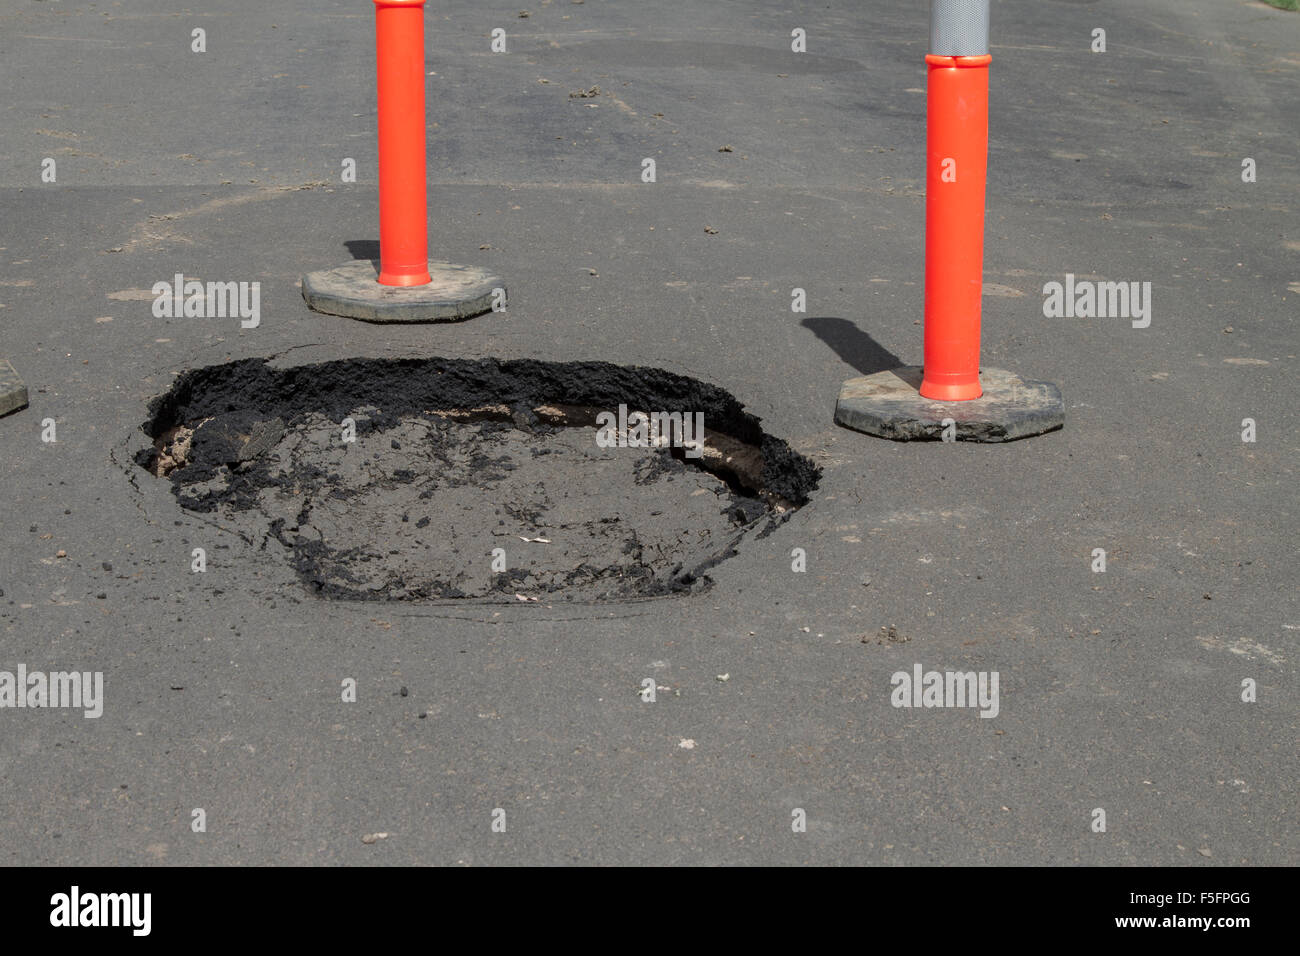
left=361, top=832, right=389, bottom=845
left=97, top=593, right=106, bottom=600
left=399, top=686, right=408, bottom=697
left=102, top=562, right=112, bottom=572
left=56, top=550, right=67, bottom=558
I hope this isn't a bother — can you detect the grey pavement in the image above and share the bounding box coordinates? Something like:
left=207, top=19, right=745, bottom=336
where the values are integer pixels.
left=0, top=0, right=1296, bottom=865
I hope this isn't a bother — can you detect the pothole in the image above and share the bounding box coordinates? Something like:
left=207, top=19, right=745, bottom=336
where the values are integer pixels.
left=135, top=357, right=820, bottom=602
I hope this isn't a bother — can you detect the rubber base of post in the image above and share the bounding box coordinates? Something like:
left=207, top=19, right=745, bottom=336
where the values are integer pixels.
left=301, top=260, right=504, bottom=323
left=834, top=366, right=1063, bottom=442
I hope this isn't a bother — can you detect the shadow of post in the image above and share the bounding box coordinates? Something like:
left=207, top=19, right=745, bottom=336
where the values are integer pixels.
left=344, top=239, right=380, bottom=268
left=800, top=316, right=905, bottom=376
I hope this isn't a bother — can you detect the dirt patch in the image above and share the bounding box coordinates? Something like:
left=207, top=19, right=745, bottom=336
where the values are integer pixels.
left=136, top=357, right=820, bottom=603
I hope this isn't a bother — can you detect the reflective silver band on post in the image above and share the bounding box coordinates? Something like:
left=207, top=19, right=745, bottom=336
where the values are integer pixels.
left=930, top=0, right=990, bottom=57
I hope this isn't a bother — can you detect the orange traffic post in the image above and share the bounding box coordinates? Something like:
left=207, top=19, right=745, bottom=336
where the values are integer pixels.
left=374, top=0, right=432, bottom=286
left=919, top=51, right=990, bottom=401
left=302, top=1, right=504, bottom=322
left=833, top=0, right=1063, bottom=442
